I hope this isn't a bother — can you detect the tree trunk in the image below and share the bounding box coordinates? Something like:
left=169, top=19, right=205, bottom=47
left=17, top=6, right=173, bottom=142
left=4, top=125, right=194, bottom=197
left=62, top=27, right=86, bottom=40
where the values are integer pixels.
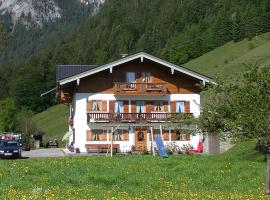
left=266, top=152, right=270, bottom=195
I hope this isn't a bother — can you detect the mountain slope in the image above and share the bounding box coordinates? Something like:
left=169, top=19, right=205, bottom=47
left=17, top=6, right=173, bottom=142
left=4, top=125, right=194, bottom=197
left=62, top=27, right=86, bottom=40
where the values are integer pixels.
left=184, top=32, right=270, bottom=80
left=0, top=0, right=104, bottom=64
left=33, top=104, right=69, bottom=142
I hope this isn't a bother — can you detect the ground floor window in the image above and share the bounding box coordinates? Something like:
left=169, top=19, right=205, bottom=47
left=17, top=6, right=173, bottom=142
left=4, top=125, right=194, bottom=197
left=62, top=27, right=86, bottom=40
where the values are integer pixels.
left=112, top=129, right=129, bottom=141
left=171, top=129, right=190, bottom=141
left=114, top=129, right=124, bottom=141
left=86, top=130, right=107, bottom=141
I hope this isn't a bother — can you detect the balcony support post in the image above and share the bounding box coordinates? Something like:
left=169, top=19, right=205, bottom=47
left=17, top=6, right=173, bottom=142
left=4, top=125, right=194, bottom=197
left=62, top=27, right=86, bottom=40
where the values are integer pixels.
left=150, top=126, right=155, bottom=156
left=110, top=127, right=114, bottom=157
left=160, top=124, right=163, bottom=139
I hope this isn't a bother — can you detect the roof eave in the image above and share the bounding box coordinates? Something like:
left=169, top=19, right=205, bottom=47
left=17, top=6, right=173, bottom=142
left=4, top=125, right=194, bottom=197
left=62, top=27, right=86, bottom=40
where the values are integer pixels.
left=58, top=52, right=215, bottom=86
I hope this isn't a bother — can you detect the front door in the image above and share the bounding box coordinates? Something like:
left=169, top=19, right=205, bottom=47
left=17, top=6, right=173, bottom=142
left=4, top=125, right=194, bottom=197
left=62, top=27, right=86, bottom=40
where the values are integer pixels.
left=135, top=130, right=147, bottom=151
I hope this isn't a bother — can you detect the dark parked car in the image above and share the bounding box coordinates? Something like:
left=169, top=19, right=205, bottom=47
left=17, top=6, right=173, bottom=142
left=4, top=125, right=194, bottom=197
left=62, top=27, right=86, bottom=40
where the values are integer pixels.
left=0, top=140, right=22, bottom=158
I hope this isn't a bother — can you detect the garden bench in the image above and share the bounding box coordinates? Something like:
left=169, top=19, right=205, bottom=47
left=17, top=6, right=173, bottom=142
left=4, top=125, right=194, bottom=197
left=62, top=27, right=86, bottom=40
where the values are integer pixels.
left=85, top=144, right=120, bottom=153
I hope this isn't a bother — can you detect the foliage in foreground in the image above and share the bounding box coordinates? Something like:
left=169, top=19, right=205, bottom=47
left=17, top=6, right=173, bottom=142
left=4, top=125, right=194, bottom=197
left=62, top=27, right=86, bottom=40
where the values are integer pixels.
left=200, top=65, right=270, bottom=141
left=0, top=141, right=267, bottom=199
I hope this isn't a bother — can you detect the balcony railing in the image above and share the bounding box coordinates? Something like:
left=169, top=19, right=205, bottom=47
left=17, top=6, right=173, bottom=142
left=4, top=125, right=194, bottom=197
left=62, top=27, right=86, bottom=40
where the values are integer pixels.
left=114, top=83, right=167, bottom=95
left=87, top=112, right=193, bottom=123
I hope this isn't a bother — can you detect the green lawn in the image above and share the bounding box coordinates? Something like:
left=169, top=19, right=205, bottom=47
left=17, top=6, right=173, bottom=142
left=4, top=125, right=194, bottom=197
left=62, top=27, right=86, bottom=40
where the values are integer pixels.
left=184, top=32, right=270, bottom=80
left=0, top=141, right=268, bottom=199
left=33, top=104, right=69, bottom=143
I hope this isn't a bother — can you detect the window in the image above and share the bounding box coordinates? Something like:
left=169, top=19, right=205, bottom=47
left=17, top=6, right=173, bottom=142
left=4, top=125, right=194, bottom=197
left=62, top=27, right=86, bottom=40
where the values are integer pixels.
left=115, top=101, right=123, bottom=113
left=113, top=129, right=124, bottom=141
left=173, top=129, right=190, bottom=141
left=176, top=101, right=185, bottom=113
left=92, top=130, right=103, bottom=141
left=142, top=72, right=151, bottom=83
left=126, top=72, right=136, bottom=83
left=92, top=100, right=102, bottom=111
left=136, top=101, right=145, bottom=113
left=154, top=101, right=163, bottom=112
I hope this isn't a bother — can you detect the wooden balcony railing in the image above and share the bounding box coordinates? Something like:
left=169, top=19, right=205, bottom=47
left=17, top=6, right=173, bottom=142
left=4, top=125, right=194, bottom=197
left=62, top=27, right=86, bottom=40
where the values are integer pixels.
left=87, top=112, right=193, bottom=123
left=114, top=83, right=167, bottom=95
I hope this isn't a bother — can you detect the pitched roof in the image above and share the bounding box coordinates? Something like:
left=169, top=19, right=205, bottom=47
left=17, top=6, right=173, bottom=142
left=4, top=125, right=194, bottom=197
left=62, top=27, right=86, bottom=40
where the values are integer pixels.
left=58, top=52, right=215, bottom=85
left=56, top=65, right=98, bottom=81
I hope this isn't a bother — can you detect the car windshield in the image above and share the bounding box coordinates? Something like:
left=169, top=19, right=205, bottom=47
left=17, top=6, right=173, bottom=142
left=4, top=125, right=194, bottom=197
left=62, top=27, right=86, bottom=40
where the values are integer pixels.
left=0, top=140, right=18, bottom=147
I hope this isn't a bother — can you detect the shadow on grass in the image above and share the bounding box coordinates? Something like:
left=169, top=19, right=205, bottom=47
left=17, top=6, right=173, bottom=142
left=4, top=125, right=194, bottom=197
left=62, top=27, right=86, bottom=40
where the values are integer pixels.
left=0, top=156, right=30, bottom=160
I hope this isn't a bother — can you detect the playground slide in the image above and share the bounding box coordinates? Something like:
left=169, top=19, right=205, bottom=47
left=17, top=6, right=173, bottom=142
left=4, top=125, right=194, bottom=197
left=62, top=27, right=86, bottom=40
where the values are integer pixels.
left=154, top=135, right=168, bottom=158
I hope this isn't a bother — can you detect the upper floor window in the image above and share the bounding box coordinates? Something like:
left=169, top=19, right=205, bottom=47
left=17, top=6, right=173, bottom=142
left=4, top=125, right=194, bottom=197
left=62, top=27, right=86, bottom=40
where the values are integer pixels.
left=115, top=101, right=124, bottom=113
left=136, top=101, right=145, bottom=113
left=142, top=72, right=151, bottom=83
left=176, top=101, right=185, bottom=113
left=154, top=101, right=163, bottom=112
left=92, top=100, right=102, bottom=111
left=126, top=72, right=136, bottom=83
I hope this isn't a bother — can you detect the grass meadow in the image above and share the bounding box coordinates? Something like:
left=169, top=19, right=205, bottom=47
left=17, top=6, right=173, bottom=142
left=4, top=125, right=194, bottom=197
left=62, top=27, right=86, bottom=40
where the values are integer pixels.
left=0, top=140, right=268, bottom=199
left=185, top=32, right=270, bottom=80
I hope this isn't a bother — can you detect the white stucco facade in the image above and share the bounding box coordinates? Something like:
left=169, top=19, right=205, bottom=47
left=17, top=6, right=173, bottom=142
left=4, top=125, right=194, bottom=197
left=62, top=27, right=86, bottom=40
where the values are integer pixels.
left=69, top=93, right=201, bottom=153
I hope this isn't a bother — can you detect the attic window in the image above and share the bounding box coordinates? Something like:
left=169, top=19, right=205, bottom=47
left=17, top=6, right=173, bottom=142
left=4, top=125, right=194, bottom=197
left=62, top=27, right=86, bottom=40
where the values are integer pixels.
left=142, top=72, right=151, bottom=83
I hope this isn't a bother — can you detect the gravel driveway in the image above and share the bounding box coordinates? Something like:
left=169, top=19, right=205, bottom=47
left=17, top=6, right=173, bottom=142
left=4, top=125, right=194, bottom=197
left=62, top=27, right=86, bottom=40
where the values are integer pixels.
left=22, top=148, right=65, bottom=158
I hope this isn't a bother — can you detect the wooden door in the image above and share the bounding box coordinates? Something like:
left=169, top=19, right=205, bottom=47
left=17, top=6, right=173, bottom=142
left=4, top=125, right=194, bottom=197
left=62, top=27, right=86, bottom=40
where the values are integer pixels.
left=135, top=130, right=147, bottom=151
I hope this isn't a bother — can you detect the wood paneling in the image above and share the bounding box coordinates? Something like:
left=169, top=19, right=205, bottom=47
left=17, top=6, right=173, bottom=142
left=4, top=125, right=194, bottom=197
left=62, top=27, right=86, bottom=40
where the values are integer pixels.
left=102, top=101, right=107, bottom=112
left=101, top=131, right=107, bottom=141
left=146, top=101, right=153, bottom=112
left=77, top=59, right=200, bottom=94
left=123, top=100, right=129, bottom=113
left=170, top=101, right=176, bottom=113
left=109, top=100, right=114, bottom=113
left=131, top=101, right=136, bottom=113
left=87, top=100, right=92, bottom=112
left=184, top=101, right=190, bottom=113
left=86, top=130, right=92, bottom=142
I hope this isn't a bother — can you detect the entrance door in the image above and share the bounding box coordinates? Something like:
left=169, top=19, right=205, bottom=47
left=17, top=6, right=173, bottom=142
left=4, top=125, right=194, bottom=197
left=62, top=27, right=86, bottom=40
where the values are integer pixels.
left=135, top=130, right=147, bottom=151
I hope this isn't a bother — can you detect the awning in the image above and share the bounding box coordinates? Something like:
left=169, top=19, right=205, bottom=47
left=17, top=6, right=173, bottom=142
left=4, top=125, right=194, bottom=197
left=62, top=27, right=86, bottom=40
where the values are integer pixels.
left=62, top=130, right=73, bottom=141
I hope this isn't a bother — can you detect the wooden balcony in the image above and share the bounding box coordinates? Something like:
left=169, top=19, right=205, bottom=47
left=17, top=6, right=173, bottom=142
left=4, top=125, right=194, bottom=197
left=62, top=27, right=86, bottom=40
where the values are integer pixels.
left=87, top=112, right=193, bottom=123
left=114, top=83, right=167, bottom=96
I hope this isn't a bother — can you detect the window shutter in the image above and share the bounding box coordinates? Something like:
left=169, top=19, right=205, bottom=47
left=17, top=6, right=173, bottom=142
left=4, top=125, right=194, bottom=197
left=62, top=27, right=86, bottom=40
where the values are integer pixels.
left=163, top=101, right=168, bottom=112
left=109, top=100, right=114, bottom=113
left=124, top=101, right=129, bottom=113
left=123, top=130, right=129, bottom=141
left=131, top=101, right=136, bottom=113
left=86, top=130, right=92, bottom=142
left=102, top=101, right=107, bottom=112
left=146, top=101, right=152, bottom=112
left=184, top=101, right=190, bottom=113
left=87, top=100, right=92, bottom=112
left=163, top=130, right=169, bottom=141
left=170, top=101, right=176, bottom=113
left=101, top=131, right=107, bottom=141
